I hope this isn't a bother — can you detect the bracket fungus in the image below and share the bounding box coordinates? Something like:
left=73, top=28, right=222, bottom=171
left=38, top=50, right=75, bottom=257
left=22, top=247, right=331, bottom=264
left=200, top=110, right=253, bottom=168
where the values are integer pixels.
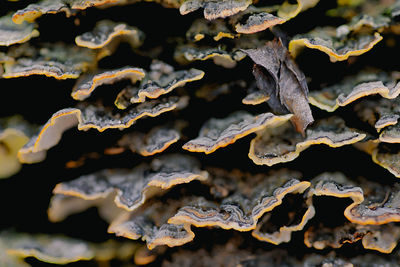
left=114, top=121, right=186, bottom=156
left=47, top=193, right=120, bottom=223
left=174, top=44, right=247, bottom=68
left=355, top=98, right=400, bottom=132
left=11, top=0, right=123, bottom=24
left=18, top=95, right=188, bottom=163
left=241, top=82, right=270, bottom=105
left=1, top=43, right=97, bottom=79
left=304, top=223, right=400, bottom=253
left=344, top=181, right=400, bottom=225
left=75, top=20, right=145, bottom=59
left=0, top=231, right=147, bottom=265
left=289, top=28, right=383, bottom=62
left=0, top=14, right=39, bottom=46
left=2, top=232, right=95, bottom=264
left=53, top=154, right=209, bottom=211
left=309, top=71, right=400, bottom=112
left=251, top=194, right=315, bottom=245
left=234, top=11, right=285, bottom=34
left=4, top=0, right=400, bottom=265
left=182, top=111, right=292, bottom=154
left=186, top=18, right=237, bottom=42
left=179, top=0, right=252, bottom=21
left=169, top=169, right=310, bottom=232
left=75, top=20, right=144, bottom=49
left=354, top=141, right=400, bottom=178
left=115, top=61, right=204, bottom=108
left=0, top=116, right=34, bottom=178
left=249, top=117, right=366, bottom=166
left=108, top=198, right=196, bottom=249
left=71, top=66, right=146, bottom=100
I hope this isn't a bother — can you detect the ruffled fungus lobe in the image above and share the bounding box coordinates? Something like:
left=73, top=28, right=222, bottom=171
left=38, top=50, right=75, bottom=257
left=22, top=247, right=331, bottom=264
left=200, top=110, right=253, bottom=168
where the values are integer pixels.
left=1, top=232, right=95, bottom=264
left=0, top=14, right=39, bottom=46
left=186, top=18, right=237, bottom=42
left=12, top=0, right=121, bottom=24
left=182, top=111, right=292, bottom=154
left=115, top=61, right=204, bottom=108
left=0, top=247, right=29, bottom=267
left=289, top=28, right=382, bottom=62
left=180, top=0, right=252, bottom=20
left=242, top=82, right=270, bottom=105
left=355, top=98, right=400, bottom=145
left=303, top=173, right=400, bottom=253
left=277, top=0, right=320, bottom=20
left=54, top=154, right=209, bottom=211
left=355, top=98, right=400, bottom=133
left=354, top=141, right=400, bottom=178
left=12, top=0, right=72, bottom=24
left=235, top=12, right=285, bottom=34
left=75, top=20, right=145, bottom=59
left=244, top=39, right=314, bottom=135
left=249, top=117, right=365, bottom=166
left=71, top=67, right=145, bottom=100
left=0, top=116, right=33, bottom=178
left=47, top=194, right=115, bottom=223
left=174, top=44, right=247, bottom=68
left=1, top=231, right=145, bottom=265
left=108, top=198, right=196, bottom=249
left=251, top=194, right=315, bottom=245
left=310, top=172, right=364, bottom=204
left=304, top=223, right=400, bottom=253
left=371, top=144, right=400, bottom=178
left=310, top=71, right=400, bottom=112
left=169, top=169, right=310, bottom=232
left=379, top=124, right=400, bottom=144
left=18, top=96, right=188, bottom=163
left=115, top=121, right=185, bottom=156
left=344, top=181, right=400, bottom=225
left=2, top=43, right=97, bottom=79
left=230, top=0, right=319, bottom=35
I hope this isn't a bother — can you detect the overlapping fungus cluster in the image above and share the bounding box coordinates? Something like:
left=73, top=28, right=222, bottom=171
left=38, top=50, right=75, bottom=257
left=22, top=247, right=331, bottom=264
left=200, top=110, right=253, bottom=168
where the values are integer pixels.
left=2, top=0, right=400, bottom=266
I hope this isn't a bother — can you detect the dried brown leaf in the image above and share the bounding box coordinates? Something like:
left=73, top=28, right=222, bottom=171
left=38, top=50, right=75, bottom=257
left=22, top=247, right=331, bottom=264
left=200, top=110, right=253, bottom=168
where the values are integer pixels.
left=244, top=39, right=314, bottom=135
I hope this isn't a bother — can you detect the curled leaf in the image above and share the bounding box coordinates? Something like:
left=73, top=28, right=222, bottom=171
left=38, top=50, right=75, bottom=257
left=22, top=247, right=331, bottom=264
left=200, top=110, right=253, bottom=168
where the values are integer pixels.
left=243, top=39, right=314, bottom=135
